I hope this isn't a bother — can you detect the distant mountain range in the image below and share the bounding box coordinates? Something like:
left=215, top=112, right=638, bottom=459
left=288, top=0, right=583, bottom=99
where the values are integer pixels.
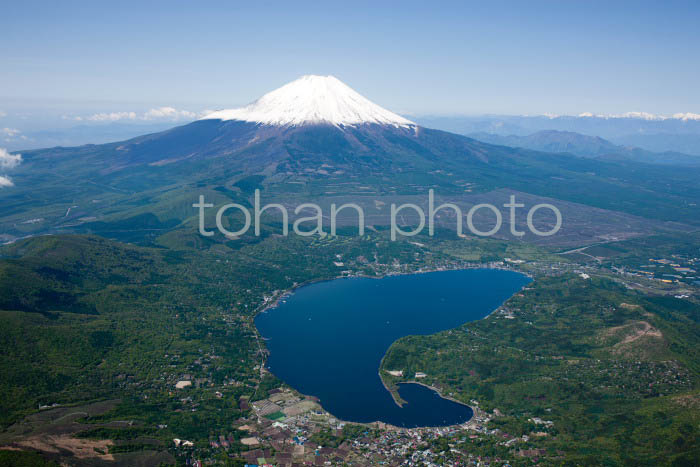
left=468, top=130, right=700, bottom=166
left=3, top=122, right=178, bottom=151
left=416, top=114, right=700, bottom=156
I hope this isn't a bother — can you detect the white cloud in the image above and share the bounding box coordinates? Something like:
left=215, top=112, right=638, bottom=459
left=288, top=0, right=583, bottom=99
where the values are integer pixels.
left=80, top=106, right=202, bottom=122
left=0, top=148, right=22, bottom=188
left=87, top=111, right=138, bottom=122
left=0, top=110, right=7, bottom=118
left=2, top=128, right=20, bottom=137
left=143, top=106, right=197, bottom=120
left=0, top=148, right=22, bottom=169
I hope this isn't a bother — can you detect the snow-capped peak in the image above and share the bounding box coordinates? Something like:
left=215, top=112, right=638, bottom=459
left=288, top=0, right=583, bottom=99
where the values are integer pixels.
left=577, top=111, right=700, bottom=121
left=672, top=112, right=700, bottom=121
left=201, top=75, right=414, bottom=127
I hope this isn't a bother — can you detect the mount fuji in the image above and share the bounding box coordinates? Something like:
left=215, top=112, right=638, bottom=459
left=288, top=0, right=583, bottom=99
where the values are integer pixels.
left=2, top=75, right=700, bottom=243
left=77, top=74, right=497, bottom=173
left=201, top=75, right=415, bottom=127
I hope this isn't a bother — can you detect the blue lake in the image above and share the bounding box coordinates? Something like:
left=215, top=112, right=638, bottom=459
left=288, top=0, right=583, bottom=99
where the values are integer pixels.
left=255, top=268, right=530, bottom=427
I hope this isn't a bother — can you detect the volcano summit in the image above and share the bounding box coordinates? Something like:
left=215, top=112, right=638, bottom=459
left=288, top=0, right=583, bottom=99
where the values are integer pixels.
left=201, top=75, right=415, bottom=127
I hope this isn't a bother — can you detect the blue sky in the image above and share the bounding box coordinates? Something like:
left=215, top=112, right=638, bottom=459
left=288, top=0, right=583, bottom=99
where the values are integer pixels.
left=1, top=0, right=699, bottom=126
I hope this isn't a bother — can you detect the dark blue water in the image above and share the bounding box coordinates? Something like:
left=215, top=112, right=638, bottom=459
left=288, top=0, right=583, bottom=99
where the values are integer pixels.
left=255, top=269, right=530, bottom=427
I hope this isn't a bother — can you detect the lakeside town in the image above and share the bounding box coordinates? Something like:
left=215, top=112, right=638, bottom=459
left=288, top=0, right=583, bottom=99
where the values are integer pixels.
left=173, top=385, right=555, bottom=467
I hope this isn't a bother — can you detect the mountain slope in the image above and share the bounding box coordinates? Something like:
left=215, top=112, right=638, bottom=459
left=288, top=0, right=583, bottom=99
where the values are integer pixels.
left=417, top=114, right=700, bottom=155
left=469, top=130, right=700, bottom=165
left=2, top=76, right=700, bottom=244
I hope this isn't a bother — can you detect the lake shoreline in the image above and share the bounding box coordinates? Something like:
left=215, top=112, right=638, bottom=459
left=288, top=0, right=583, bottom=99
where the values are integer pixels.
left=256, top=262, right=531, bottom=318
left=376, top=267, right=532, bottom=421
left=255, top=265, right=530, bottom=428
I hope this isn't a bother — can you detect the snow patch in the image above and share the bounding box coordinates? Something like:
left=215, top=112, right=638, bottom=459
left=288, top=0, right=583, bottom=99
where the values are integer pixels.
left=577, top=111, right=700, bottom=121
left=672, top=112, right=700, bottom=121
left=201, top=75, right=414, bottom=127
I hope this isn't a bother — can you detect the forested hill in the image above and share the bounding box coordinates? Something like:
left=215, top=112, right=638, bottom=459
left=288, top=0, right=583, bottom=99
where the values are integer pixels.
left=381, top=274, right=700, bottom=465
